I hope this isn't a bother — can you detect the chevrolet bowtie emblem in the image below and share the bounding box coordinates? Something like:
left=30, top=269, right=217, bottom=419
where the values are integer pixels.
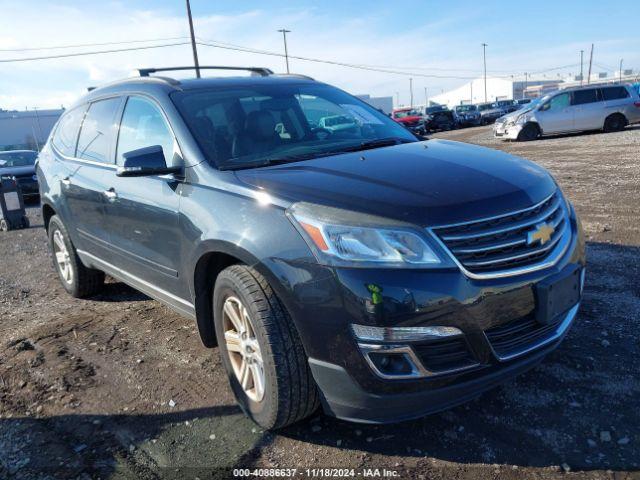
left=527, top=222, right=555, bottom=246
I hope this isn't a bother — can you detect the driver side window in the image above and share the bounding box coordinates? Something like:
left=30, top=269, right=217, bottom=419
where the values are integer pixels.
left=545, top=93, right=571, bottom=111
left=116, top=97, right=175, bottom=166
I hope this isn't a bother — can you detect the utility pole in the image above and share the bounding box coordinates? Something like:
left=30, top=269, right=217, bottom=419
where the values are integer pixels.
left=580, top=50, right=584, bottom=85
left=523, top=73, right=528, bottom=99
left=619, top=59, right=623, bottom=83
left=395, top=91, right=400, bottom=107
left=277, top=29, right=291, bottom=73
left=481, top=43, right=488, bottom=103
left=185, top=0, right=200, bottom=78
left=424, top=87, right=428, bottom=107
left=469, top=81, right=472, bottom=104
left=587, top=43, right=594, bottom=85
left=409, top=78, right=414, bottom=108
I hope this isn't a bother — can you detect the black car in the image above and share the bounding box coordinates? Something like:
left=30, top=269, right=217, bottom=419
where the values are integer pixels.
left=476, top=102, right=506, bottom=124
left=453, top=104, right=482, bottom=127
left=37, top=66, right=585, bottom=428
left=0, top=150, right=39, bottom=200
left=494, top=99, right=519, bottom=114
left=424, top=106, right=456, bottom=131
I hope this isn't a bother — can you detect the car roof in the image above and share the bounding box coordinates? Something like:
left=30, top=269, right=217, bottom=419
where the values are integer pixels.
left=73, top=74, right=319, bottom=109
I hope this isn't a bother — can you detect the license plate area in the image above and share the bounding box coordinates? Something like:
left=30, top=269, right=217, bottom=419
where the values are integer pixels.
left=535, top=265, right=581, bottom=325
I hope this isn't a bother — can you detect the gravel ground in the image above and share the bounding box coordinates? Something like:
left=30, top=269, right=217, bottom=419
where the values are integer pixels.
left=1, top=125, right=639, bottom=479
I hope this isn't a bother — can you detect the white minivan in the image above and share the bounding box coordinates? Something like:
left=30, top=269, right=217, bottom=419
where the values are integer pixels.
left=494, top=84, right=640, bottom=141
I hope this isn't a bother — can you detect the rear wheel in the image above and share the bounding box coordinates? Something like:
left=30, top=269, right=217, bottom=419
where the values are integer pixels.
left=603, top=113, right=626, bottom=133
left=213, top=265, right=319, bottom=429
left=48, top=215, right=104, bottom=298
left=517, top=122, right=541, bottom=141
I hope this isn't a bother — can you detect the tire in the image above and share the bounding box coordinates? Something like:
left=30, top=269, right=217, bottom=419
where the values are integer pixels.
left=0, top=219, right=8, bottom=232
left=213, top=265, right=319, bottom=429
left=603, top=113, right=626, bottom=133
left=48, top=215, right=104, bottom=298
left=517, top=123, right=541, bottom=141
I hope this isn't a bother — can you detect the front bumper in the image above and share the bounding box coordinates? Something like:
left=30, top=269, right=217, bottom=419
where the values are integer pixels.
left=289, top=206, right=585, bottom=423
left=494, top=122, right=523, bottom=140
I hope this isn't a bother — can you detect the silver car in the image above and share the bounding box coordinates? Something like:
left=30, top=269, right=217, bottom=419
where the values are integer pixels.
left=494, top=84, right=640, bottom=141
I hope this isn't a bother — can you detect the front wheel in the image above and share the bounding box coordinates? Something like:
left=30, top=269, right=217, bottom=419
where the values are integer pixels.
left=517, top=123, right=541, bottom=141
left=48, top=215, right=104, bottom=298
left=213, top=265, right=319, bottom=429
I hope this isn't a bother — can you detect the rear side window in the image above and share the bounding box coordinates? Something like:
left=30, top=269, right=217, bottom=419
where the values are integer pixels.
left=76, top=98, right=122, bottom=164
left=572, top=89, right=599, bottom=105
left=52, top=106, right=86, bottom=156
left=116, top=97, right=175, bottom=166
left=601, top=86, right=630, bottom=101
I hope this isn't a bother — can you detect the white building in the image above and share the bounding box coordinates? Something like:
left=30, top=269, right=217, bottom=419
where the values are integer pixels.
left=429, top=77, right=559, bottom=108
left=0, top=108, right=63, bottom=151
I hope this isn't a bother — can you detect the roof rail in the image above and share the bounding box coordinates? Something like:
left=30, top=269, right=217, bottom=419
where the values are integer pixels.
left=272, top=73, right=315, bottom=81
left=138, top=66, right=274, bottom=78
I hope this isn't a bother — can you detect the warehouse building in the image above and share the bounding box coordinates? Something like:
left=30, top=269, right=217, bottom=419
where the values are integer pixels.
left=0, top=108, right=63, bottom=151
left=429, top=77, right=560, bottom=108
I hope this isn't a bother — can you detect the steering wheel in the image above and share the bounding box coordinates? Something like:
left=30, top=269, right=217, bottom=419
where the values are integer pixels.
left=310, top=127, right=333, bottom=140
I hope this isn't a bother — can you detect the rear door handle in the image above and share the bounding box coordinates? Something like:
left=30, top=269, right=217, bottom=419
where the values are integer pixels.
left=104, top=188, right=117, bottom=201
left=61, top=177, right=71, bottom=186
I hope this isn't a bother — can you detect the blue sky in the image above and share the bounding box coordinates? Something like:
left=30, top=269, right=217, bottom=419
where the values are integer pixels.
left=0, top=0, right=637, bottom=109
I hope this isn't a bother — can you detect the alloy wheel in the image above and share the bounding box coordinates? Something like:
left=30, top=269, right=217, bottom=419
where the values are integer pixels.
left=52, top=230, right=74, bottom=285
left=222, top=296, right=265, bottom=402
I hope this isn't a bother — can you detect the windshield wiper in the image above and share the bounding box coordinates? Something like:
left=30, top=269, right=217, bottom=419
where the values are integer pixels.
left=334, top=137, right=416, bottom=154
left=218, top=152, right=335, bottom=171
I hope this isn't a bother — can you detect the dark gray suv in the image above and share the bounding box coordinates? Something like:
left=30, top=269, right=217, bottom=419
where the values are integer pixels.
left=38, top=67, right=585, bottom=428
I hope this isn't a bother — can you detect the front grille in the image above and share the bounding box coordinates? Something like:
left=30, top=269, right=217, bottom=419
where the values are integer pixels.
left=485, top=314, right=559, bottom=359
left=413, top=337, right=477, bottom=373
left=432, top=191, right=569, bottom=275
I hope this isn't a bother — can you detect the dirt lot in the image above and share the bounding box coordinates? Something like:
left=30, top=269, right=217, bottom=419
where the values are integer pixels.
left=1, top=126, right=639, bottom=479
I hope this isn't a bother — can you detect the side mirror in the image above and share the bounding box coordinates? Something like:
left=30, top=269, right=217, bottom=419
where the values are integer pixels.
left=116, top=145, right=182, bottom=177
left=538, top=103, right=550, bottom=112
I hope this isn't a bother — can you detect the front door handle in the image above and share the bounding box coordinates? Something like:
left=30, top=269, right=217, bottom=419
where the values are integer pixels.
left=61, top=177, right=71, bottom=187
left=104, top=188, right=117, bottom=201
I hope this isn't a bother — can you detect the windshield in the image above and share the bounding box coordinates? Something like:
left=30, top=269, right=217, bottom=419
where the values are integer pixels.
left=0, top=151, right=37, bottom=168
left=393, top=109, right=420, bottom=118
left=477, top=103, right=493, bottom=111
left=426, top=106, right=447, bottom=114
left=455, top=105, right=476, bottom=112
left=517, top=98, right=541, bottom=110
left=172, top=83, right=417, bottom=169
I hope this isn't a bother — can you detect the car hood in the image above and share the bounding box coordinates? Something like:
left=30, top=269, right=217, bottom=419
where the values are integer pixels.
left=235, top=139, right=556, bottom=226
left=0, top=165, right=35, bottom=177
left=502, top=107, right=534, bottom=122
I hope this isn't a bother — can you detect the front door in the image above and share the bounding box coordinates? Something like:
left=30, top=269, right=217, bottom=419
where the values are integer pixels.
left=102, top=95, right=184, bottom=297
left=536, top=92, right=574, bottom=134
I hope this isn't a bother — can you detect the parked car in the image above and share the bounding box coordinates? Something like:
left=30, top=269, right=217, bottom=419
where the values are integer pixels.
left=38, top=66, right=585, bottom=429
left=493, top=99, right=519, bottom=114
left=494, top=84, right=640, bottom=141
left=515, top=98, right=533, bottom=109
left=476, top=102, right=505, bottom=124
left=392, top=108, right=426, bottom=135
left=423, top=105, right=456, bottom=131
left=0, top=150, right=40, bottom=201
left=453, top=104, right=481, bottom=127
left=318, top=114, right=358, bottom=134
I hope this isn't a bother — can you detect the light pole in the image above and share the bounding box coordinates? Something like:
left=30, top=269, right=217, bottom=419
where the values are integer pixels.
left=424, top=87, right=428, bottom=107
left=185, top=0, right=200, bottom=78
left=409, top=78, right=414, bottom=108
left=481, top=43, right=488, bottom=103
left=619, top=58, right=623, bottom=83
left=395, top=91, right=400, bottom=107
left=580, top=50, right=584, bottom=85
left=277, top=29, right=291, bottom=73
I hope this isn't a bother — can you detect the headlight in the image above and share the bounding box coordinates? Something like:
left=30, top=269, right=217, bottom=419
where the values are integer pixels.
left=287, top=202, right=447, bottom=268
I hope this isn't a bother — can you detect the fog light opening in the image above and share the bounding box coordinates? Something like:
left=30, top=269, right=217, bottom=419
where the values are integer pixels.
left=368, top=351, right=415, bottom=376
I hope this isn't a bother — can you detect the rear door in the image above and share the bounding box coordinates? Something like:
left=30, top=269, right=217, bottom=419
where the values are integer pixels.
left=572, top=88, right=603, bottom=131
left=54, top=98, right=123, bottom=258
left=101, top=95, right=184, bottom=296
left=536, top=92, right=573, bottom=134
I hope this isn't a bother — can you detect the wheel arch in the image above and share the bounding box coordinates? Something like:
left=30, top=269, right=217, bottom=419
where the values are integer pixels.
left=604, top=111, right=628, bottom=129
left=41, top=202, right=56, bottom=232
left=190, top=240, right=294, bottom=348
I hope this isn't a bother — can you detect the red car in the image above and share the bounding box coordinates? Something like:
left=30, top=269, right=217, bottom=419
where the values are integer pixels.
left=392, top=108, right=425, bottom=135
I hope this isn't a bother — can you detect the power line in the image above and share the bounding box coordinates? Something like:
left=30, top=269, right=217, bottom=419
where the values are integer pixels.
left=0, top=41, right=191, bottom=63
left=0, top=36, right=189, bottom=52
